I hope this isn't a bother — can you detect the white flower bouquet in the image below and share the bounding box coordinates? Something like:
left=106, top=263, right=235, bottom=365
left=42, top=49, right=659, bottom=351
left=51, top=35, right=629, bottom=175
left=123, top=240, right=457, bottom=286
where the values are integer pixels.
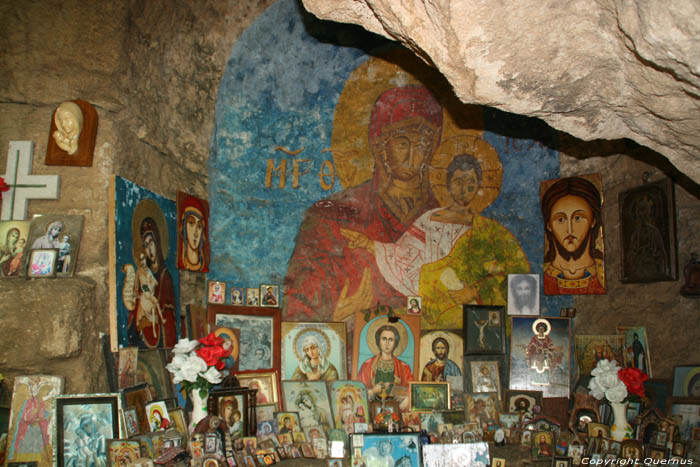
left=166, top=333, right=226, bottom=399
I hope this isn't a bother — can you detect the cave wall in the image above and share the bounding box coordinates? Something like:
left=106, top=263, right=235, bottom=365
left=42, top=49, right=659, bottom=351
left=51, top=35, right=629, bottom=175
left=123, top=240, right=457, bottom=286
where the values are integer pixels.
left=0, top=0, right=275, bottom=394
left=0, top=0, right=697, bottom=401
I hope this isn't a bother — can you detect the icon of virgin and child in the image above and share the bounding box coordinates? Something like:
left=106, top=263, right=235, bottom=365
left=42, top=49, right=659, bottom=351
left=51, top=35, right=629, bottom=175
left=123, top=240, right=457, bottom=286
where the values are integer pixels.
left=283, top=83, right=529, bottom=329
left=122, top=200, right=177, bottom=349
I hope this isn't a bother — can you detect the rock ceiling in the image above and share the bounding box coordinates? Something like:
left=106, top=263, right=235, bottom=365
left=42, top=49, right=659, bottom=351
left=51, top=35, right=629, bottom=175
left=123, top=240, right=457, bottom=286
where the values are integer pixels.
left=302, top=0, right=700, bottom=184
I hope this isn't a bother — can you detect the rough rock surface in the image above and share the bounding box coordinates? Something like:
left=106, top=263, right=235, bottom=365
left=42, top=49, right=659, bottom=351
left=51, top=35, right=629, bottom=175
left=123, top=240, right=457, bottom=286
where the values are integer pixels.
left=301, top=0, right=700, bottom=184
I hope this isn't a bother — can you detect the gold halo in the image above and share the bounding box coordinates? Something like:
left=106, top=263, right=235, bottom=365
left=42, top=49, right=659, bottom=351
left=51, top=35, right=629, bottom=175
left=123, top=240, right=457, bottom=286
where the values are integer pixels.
left=429, top=135, right=503, bottom=212
left=214, top=326, right=240, bottom=363
left=683, top=367, right=700, bottom=396
left=149, top=404, right=166, bottom=423
left=532, top=318, right=551, bottom=336
left=293, top=328, right=331, bottom=362
left=366, top=316, right=409, bottom=357
left=131, top=198, right=169, bottom=264
left=419, top=330, right=464, bottom=374
left=330, top=49, right=484, bottom=190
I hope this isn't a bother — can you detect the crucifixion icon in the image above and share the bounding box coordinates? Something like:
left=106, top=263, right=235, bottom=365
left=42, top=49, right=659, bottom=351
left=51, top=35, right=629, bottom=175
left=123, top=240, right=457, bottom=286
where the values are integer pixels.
left=1, top=141, right=60, bottom=220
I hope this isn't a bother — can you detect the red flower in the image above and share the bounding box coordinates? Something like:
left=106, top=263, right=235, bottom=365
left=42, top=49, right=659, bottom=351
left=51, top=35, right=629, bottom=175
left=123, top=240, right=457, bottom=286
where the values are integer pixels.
left=198, top=332, right=224, bottom=347
left=196, top=345, right=228, bottom=370
left=618, top=367, right=649, bottom=398
left=0, top=177, right=9, bottom=200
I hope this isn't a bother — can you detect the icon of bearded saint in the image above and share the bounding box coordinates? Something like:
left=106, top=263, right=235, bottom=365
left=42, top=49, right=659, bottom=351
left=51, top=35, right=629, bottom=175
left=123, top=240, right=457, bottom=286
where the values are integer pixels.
left=541, top=175, right=606, bottom=295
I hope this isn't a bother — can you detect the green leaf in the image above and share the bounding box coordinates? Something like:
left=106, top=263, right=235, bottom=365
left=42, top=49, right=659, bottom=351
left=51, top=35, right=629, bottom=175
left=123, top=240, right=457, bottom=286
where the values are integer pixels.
left=199, top=387, right=209, bottom=401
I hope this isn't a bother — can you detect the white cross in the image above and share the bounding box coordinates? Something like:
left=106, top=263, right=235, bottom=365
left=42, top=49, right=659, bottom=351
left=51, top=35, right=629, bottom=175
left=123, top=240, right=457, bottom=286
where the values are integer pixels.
left=1, top=141, right=60, bottom=220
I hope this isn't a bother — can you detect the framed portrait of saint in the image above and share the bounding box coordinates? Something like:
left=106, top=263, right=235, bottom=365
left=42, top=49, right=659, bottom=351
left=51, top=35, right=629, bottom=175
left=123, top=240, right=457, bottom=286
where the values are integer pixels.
left=230, top=286, right=245, bottom=305
left=281, top=321, right=347, bottom=381
left=208, top=281, right=226, bottom=304
left=351, top=311, right=420, bottom=400
left=350, top=433, right=422, bottom=467
left=616, top=326, right=651, bottom=377
left=464, top=392, right=500, bottom=425
left=0, top=220, right=31, bottom=277
left=328, top=380, right=370, bottom=435
left=209, top=304, right=281, bottom=373
left=55, top=393, right=121, bottom=467
left=260, top=284, right=280, bottom=307
left=109, top=175, right=180, bottom=351
left=573, top=335, right=625, bottom=376
left=208, top=387, right=252, bottom=439
left=509, top=317, right=571, bottom=398
left=5, top=375, right=64, bottom=466
left=540, top=174, right=606, bottom=295
left=463, top=305, right=506, bottom=355
left=619, top=178, right=677, bottom=283
left=418, top=330, right=464, bottom=382
left=466, top=359, right=502, bottom=396
left=212, top=326, right=240, bottom=374
left=507, top=274, right=540, bottom=315
left=236, top=371, right=279, bottom=406
left=25, top=213, right=84, bottom=278
left=281, top=381, right=333, bottom=435
left=136, top=349, right=174, bottom=400
left=176, top=191, right=210, bottom=273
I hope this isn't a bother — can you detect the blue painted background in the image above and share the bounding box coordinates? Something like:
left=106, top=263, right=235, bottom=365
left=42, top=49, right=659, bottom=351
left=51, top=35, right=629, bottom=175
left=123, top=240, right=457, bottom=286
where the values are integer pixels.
left=209, top=0, right=572, bottom=315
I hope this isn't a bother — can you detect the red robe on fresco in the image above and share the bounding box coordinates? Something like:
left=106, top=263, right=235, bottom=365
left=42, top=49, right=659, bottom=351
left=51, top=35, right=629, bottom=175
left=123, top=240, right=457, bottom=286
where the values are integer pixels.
left=282, top=174, right=438, bottom=322
left=282, top=85, right=443, bottom=322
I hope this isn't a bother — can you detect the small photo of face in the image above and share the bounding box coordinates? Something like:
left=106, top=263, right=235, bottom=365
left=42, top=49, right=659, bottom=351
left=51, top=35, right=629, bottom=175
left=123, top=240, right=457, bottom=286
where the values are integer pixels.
left=407, top=296, right=422, bottom=315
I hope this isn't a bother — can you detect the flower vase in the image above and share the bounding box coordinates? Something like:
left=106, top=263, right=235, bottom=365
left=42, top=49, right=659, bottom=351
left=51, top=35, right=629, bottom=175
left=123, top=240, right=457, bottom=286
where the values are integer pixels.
left=610, top=401, right=633, bottom=441
left=189, top=388, right=208, bottom=433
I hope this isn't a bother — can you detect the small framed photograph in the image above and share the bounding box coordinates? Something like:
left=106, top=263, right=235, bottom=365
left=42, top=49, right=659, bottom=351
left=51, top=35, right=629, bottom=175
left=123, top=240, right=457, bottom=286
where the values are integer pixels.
left=621, top=439, right=644, bottom=459
left=492, top=458, right=506, bottom=467
left=504, top=389, right=543, bottom=420
left=646, top=444, right=670, bottom=460
left=409, top=382, right=450, bottom=411
left=209, top=387, right=253, bottom=438
left=350, top=433, right=422, bottom=466
left=507, top=274, right=540, bottom=315
left=122, top=407, right=140, bottom=437
left=464, top=393, right=500, bottom=425
left=120, top=383, right=153, bottom=434
left=407, top=296, right=422, bottom=315
left=423, top=442, right=490, bottom=465
left=55, top=393, right=121, bottom=466
left=106, top=439, right=141, bottom=466
left=236, top=371, right=280, bottom=406
left=230, top=286, right=245, bottom=305
left=553, top=457, right=571, bottom=467
left=520, top=429, right=532, bottom=447
left=246, top=287, right=259, bottom=306
left=168, top=407, right=187, bottom=436
left=463, top=305, right=506, bottom=355
left=275, top=411, right=301, bottom=434
left=670, top=399, right=700, bottom=442
left=569, top=443, right=585, bottom=465
left=260, top=284, right=280, bottom=307
left=672, top=441, right=687, bottom=457
left=587, top=422, right=611, bottom=438
left=145, top=401, right=170, bottom=431
left=466, top=358, right=502, bottom=395
left=300, top=442, right=315, bottom=458
left=532, top=430, right=554, bottom=458
left=27, top=248, right=58, bottom=277
left=208, top=280, right=226, bottom=304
